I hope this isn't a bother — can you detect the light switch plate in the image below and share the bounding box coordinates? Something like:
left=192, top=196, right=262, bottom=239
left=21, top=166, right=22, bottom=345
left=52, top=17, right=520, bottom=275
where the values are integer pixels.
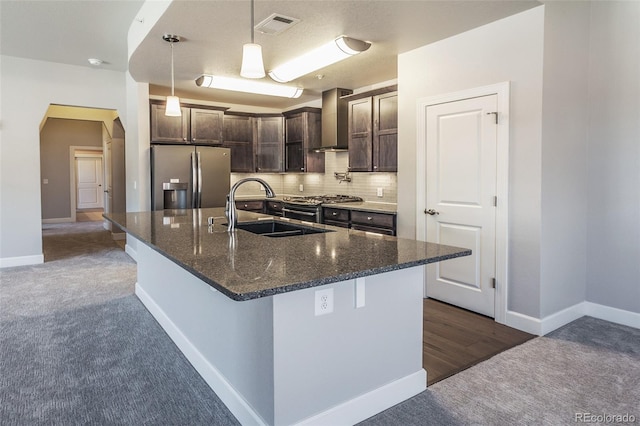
left=377, top=188, right=383, bottom=197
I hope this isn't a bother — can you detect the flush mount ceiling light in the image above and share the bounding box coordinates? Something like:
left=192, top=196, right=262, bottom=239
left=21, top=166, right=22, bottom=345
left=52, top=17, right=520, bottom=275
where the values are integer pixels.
left=240, top=0, right=265, bottom=79
left=268, top=36, right=371, bottom=83
left=196, top=75, right=302, bottom=98
left=87, top=58, right=103, bottom=66
left=163, top=34, right=182, bottom=117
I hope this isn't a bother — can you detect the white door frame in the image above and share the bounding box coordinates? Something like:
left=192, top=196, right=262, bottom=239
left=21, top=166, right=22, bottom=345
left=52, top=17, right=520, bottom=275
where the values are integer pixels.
left=416, top=82, right=510, bottom=324
left=69, top=146, right=103, bottom=222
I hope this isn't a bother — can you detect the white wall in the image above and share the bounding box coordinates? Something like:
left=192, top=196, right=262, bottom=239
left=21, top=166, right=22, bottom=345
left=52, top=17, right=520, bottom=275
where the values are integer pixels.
left=0, top=56, right=127, bottom=266
left=397, top=6, right=545, bottom=318
left=586, top=2, right=640, bottom=314
left=539, top=1, right=590, bottom=317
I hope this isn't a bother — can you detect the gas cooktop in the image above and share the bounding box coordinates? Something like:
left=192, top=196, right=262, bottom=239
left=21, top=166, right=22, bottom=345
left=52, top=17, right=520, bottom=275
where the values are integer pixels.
left=282, top=194, right=363, bottom=206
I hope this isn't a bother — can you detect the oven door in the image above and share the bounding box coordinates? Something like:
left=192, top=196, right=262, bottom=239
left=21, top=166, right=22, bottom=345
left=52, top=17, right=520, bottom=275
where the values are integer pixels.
left=282, top=205, right=322, bottom=223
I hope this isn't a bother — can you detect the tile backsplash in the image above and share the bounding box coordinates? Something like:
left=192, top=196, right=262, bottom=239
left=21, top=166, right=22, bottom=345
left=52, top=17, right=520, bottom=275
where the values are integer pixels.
left=231, top=152, right=397, bottom=203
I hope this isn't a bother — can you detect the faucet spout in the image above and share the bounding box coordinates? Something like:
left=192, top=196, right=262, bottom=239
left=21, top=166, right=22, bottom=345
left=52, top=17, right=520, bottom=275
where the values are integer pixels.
left=226, top=178, right=276, bottom=232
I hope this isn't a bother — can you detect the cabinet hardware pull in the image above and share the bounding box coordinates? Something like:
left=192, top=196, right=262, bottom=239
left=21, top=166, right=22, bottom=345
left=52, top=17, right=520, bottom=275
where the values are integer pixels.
left=367, top=216, right=372, bottom=220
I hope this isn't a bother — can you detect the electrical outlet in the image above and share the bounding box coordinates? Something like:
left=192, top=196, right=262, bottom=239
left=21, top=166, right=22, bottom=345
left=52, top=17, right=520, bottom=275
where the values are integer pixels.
left=299, top=184, right=304, bottom=192
left=315, top=288, right=334, bottom=316
left=377, top=187, right=384, bottom=197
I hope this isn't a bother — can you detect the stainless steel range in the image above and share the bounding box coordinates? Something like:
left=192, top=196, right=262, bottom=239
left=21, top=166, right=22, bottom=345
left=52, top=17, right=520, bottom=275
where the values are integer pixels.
left=282, top=194, right=363, bottom=223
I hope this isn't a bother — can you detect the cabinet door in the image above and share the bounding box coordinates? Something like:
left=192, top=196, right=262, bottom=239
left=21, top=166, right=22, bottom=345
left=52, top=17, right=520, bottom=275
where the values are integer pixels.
left=348, top=98, right=373, bottom=171
left=304, top=111, right=325, bottom=173
left=191, top=108, right=224, bottom=145
left=256, top=116, right=284, bottom=172
left=150, top=103, right=190, bottom=143
left=373, top=92, right=398, bottom=172
left=223, top=114, right=254, bottom=172
left=285, top=114, right=305, bottom=172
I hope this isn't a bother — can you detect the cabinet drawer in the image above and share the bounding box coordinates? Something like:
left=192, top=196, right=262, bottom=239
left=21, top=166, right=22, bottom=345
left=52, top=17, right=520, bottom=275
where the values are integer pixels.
left=350, top=210, right=395, bottom=229
left=266, top=201, right=283, bottom=212
left=235, top=200, right=264, bottom=212
left=323, top=207, right=349, bottom=223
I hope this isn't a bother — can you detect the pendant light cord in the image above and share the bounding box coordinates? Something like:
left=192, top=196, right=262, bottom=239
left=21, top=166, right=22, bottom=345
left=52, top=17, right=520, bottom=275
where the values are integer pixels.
left=170, top=42, right=175, bottom=96
left=250, top=0, right=255, bottom=44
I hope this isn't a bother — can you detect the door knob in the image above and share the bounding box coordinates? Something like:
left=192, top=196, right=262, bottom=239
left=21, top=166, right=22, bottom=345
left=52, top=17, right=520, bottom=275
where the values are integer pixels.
left=424, top=209, right=439, bottom=215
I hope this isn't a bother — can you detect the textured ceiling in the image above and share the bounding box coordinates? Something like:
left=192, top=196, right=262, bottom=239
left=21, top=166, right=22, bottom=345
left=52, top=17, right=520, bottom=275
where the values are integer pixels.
left=1, top=0, right=540, bottom=109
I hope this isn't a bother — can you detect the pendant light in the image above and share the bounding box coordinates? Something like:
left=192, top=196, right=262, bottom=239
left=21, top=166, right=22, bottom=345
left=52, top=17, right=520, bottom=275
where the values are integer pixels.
left=240, top=0, right=265, bottom=79
left=163, top=34, right=182, bottom=117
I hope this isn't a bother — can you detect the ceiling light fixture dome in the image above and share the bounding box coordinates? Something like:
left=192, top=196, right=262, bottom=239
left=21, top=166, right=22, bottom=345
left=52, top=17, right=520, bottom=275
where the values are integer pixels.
left=268, top=36, right=371, bottom=83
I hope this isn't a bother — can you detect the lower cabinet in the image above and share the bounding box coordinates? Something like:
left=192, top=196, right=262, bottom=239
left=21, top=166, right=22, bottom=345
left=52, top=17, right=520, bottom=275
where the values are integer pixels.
left=322, top=207, right=396, bottom=235
left=235, top=200, right=264, bottom=213
left=265, top=200, right=283, bottom=217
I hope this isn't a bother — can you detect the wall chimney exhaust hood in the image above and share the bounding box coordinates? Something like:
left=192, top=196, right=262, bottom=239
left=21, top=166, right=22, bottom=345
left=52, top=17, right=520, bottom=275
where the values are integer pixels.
left=317, top=88, right=353, bottom=152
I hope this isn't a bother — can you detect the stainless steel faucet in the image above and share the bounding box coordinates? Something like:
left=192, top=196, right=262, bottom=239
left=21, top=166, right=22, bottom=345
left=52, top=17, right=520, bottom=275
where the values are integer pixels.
left=226, top=177, right=276, bottom=232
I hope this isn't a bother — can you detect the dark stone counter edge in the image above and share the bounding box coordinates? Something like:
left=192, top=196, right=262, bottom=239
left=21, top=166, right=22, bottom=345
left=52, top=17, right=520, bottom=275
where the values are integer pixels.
left=108, top=213, right=470, bottom=302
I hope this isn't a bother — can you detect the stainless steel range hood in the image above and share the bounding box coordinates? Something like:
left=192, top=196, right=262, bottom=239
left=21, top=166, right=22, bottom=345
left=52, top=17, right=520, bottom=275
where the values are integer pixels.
left=317, top=88, right=353, bottom=152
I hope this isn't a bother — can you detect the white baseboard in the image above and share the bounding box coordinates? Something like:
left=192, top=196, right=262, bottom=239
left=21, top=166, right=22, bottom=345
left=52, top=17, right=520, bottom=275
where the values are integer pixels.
left=112, top=232, right=126, bottom=241
left=124, top=244, right=137, bottom=262
left=506, top=302, right=640, bottom=336
left=295, top=370, right=426, bottom=426
left=42, top=217, right=73, bottom=224
left=585, top=302, right=640, bottom=330
left=135, top=283, right=269, bottom=426
left=0, top=254, right=45, bottom=268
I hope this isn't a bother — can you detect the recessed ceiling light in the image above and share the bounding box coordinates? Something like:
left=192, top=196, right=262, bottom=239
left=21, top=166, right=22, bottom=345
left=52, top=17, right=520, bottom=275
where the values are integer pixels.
left=88, top=58, right=104, bottom=66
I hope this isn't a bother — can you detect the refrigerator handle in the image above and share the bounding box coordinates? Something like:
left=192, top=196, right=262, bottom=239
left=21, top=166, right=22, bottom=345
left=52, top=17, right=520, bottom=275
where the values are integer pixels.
left=191, top=152, right=198, bottom=208
left=197, top=151, right=203, bottom=208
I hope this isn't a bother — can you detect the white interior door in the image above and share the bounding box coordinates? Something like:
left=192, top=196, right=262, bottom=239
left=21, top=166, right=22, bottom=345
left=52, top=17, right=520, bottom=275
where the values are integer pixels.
left=425, top=95, right=497, bottom=317
left=76, top=156, right=104, bottom=209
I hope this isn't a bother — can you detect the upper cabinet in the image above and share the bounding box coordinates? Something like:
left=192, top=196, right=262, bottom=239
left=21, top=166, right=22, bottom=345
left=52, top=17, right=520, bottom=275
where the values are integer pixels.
left=256, top=115, right=284, bottom=173
left=283, top=108, right=324, bottom=173
left=150, top=101, right=226, bottom=145
left=150, top=103, right=190, bottom=143
left=347, top=89, right=398, bottom=172
left=191, top=108, right=224, bottom=145
left=223, top=113, right=254, bottom=173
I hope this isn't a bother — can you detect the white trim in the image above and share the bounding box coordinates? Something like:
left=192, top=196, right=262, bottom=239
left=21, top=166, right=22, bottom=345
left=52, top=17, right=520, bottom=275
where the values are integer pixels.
left=42, top=217, right=74, bottom=224
left=0, top=254, right=44, bottom=268
left=135, top=283, right=268, bottom=425
left=506, top=302, right=640, bottom=336
left=586, top=302, right=640, bottom=330
left=294, top=370, right=426, bottom=426
left=505, top=310, right=543, bottom=335
left=124, top=244, right=138, bottom=262
left=416, top=81, right=510, bottom=324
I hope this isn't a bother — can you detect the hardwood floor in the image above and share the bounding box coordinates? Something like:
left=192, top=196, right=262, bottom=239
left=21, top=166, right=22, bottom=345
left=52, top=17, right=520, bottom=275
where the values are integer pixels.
left=423, top=298, right=535, bottom=386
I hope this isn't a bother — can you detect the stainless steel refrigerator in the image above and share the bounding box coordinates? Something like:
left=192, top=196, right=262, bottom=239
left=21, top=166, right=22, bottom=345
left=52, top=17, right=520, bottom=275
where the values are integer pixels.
left=151, top=145, right=231, bottom=211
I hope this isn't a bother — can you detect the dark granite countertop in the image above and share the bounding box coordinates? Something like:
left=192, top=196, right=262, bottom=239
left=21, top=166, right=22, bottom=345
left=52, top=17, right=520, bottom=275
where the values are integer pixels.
left=105, top=208, right=470, bottom=301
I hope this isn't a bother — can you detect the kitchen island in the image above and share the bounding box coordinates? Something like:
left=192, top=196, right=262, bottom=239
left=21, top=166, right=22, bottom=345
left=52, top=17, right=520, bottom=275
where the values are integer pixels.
left=105, top=208, right=470, bottom=425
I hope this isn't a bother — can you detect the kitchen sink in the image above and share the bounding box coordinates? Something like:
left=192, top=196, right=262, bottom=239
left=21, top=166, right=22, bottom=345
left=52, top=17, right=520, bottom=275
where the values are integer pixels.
left=235, top=220, right=334, bottom=238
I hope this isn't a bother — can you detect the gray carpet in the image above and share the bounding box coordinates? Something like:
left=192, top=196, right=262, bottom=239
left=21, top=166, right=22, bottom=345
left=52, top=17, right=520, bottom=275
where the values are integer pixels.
left=1, top=222, right=639, bottom=425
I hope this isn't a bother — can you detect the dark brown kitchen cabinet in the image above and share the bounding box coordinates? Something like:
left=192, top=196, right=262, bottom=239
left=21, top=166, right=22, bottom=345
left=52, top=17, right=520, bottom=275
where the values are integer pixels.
left=150, top=103, right=190, bottom=143
left=256, top=115, right=284, bottom=173
left=348, top=91, right=397, bottom=172
left=223, top=113, right=255, bottom=172
left=265, top=200, right=283, bottom=217
left=150, top=101, right=226, bottom=145
left=284, top=108, right=324, bottom=173
left=322, top=207, right=350, bottom=228
left=235, top=200, right=264, bottom=213
left=191, top=108, right=224, bottom=145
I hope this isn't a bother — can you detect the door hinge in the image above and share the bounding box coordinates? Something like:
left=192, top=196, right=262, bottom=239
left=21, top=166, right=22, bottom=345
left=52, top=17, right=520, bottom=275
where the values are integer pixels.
left=487, top=111, right=498, bottom=124
left=493, top=196, right=497, bottom=207
left=491, top=278, right=496, bottom=289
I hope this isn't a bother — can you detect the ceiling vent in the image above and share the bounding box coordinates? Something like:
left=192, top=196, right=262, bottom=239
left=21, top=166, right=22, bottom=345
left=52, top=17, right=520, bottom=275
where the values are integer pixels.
left=255, top=13, right=300, bottom=35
